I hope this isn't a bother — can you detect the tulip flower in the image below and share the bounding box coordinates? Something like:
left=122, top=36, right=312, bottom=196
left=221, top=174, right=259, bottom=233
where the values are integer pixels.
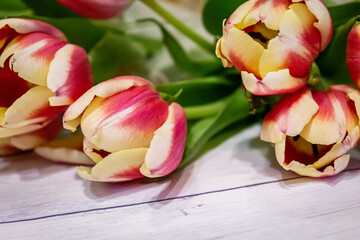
left=216, top=0, right=333, bottom=95
left=347, top=23, right=360, bottom=87
left=0, top=117, right=62, bottom=155
left=57, top=0, right=134, bottom=19
left=261, top=85, right=360, bottom=177
left=63, top=76, right=187, bottom=182
left=34, top=133, right=94, bottom=165
left=0, top=18, right=93, bottom=155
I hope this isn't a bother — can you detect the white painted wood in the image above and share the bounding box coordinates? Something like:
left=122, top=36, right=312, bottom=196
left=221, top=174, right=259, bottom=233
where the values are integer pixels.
left=2, top=169, right=360, bottom=240
left=1, top=2, right=360, bottom=238
left=1, top=124, right=360, bottom=224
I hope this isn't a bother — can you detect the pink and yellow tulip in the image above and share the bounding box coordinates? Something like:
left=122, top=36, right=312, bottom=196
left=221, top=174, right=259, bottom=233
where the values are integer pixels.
left=261, top=85, right=360, bottom=177
left=57, top=0, right=134, bottom=19
left=0, top=18, right=93, bottom=155
left=216, top=0, right=333, bottom=95
left=62, top=76, right=187, bottom=182
left=347, top=23, right=360, bottom=87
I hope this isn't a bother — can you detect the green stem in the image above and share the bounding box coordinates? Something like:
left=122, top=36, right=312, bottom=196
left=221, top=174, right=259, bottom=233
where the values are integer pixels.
left=308, top=62, right=321, bottom=86
left=140, top=0, right=214, bottom=53
left=184, top=96, right=231, bottom=120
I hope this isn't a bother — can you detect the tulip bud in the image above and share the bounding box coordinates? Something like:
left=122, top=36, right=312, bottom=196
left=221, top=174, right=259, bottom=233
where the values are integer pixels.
left=57, top=0, right=134, bottom=19
left=216, top=0, right=333, bottom=95
left=63, top=76, right=187, bottom=182
left=347, top=23, right=360, bottom=87
left=0, top=18, right=93, bottom=155
left=261, top=85, right=360, bottom=177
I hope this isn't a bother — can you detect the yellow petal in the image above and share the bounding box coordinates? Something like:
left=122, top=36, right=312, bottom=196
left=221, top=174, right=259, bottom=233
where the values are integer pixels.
left=77, top=148, right=147, bottom=182
left=221, top=26, right=263, bottom=77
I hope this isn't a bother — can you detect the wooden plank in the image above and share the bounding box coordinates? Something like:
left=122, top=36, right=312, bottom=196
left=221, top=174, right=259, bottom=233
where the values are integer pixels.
left=2, top=169, right=360, bottom=239
left=1, top=125, right=360, bottom=223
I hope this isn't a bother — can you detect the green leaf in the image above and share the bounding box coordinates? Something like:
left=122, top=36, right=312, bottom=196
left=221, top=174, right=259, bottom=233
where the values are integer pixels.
left=24, top=16, right=107, bottom=52
left=202, top=0, right=246, bottom=36
left=183, top=96, right=231, bottom=119
left=22, top=0, right=79, bottom=18
left=325, top=1, right=360, bottom=26
left=178, top=87, right=252, bottom=168
left=141, top=19, right=223, bottom=76
left=317, top=17, right=358, bottom=85
left=156, top=76, right=238, bottom=106
left=0, top=0, right=32, bottom=18
left=89, top=31, right=148, bottom=84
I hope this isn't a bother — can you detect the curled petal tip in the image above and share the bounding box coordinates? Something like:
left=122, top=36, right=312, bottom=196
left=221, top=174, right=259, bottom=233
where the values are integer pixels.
left=140, top=103, right=187, bottom=178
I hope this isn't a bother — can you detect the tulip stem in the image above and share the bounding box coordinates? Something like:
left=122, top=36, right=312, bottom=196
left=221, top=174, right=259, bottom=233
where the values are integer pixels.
left=140, top=0, right=214, bottom=53
left=184, top=96, right=231, bottom=119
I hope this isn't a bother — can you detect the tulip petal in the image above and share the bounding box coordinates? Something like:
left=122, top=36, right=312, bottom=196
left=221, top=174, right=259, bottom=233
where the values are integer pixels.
left=237, top=0, right=290, bottom=30
left=140, top=103, right=187, bottom=178
left=10, top=117, right=62, bottom=151
left=215, top=37, right=233, bottom=68
left=0, top=18, right=66, bottom=41
left=274, top=135, right=349, bottom=177
left=220, top=26, right=264, bottom=77
left=3, top=86, right=65, bottom=128
left=83, top=137, right=106, bottom=164
left=81, top=87, right=169, bottom=152
left=261, top=87, right=318, bottom=143
left=313, top=126, right=360, bottom=169
left=57, top=0, right=133, bottom=19
left=346, top=25, right=360, bottom=87
left=0, top=137, right=19, bottom=155
left=1, top=34, right=67, bottom=87
left=47, top=44, right=93, bottom=107
left=0, top=120, right=52, bottom=138
left=304, top=0, right=333, bottom=51
left=0, top=58, right=31, bottom=108
left=35, top=133, right=94, bottom=165
left=273, top=119, right=359, bottom=177
left=77, top=148, right=147, bottom=182
left=300, top=89, right=358, bottom=145
left=242, top=69, right=308, bottom=96
left=286, top=154, right=349, bottom=177
left=226, top=0, right=256, bottom=28
left=345, top=87, right=360, bottom=120
left=63, top=76, right=154, bottom=132
left=259, top=3, right=321, bottom=78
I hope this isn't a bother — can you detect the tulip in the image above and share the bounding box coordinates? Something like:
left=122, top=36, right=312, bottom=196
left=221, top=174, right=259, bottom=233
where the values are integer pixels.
left=261, top=85, right=360, bottom=177
left=0, top=117, right=62, bottom=155
left=347, top=23, right=360, bottom=87
left=57, top=0, right=134, bottom=19
left=216, top=0, right=333, bottom=95
left=63, top=76, right=187, bottom=182
left=0, top=18, right=93, bottom=155
left=34, top=133, right=94, bottom=165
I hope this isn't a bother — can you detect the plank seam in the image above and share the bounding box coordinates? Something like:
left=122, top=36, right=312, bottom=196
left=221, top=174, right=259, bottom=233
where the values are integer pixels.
left=1, top=167, right=359, bottom=225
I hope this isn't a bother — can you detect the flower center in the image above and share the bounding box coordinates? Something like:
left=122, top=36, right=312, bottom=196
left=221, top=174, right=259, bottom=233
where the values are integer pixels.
left=243, top=22, right=278, bottom=49
left=0, top=58, right=31, bottom=108
left=0, top=57, right=32, bottom=123
left=284, top=135, right=334, bottom=167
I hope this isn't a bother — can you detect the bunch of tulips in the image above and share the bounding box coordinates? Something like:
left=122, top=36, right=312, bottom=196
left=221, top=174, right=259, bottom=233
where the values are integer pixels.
left=0, top=0, right=359, bottom=182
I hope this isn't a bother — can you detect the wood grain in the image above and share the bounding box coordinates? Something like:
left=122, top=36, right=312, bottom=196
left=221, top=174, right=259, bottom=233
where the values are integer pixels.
left=1, top=125, right=360, bottom=225
left=2, top=169, right=360, bottom=239
left=1, top=1, right=360, bottom=239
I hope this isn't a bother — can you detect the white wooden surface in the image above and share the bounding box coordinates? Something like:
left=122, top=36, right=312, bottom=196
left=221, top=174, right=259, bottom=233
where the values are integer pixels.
left=1, top=124, right=360, bottom=239
left=2, top=1, right=360, bottom=239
